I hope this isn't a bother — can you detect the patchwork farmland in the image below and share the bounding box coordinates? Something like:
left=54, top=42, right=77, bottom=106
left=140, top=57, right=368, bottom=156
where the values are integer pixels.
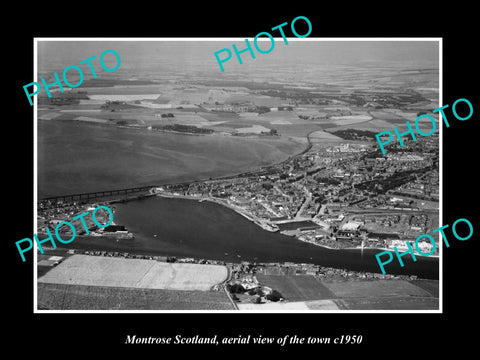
left=256, top=274, right=439, bottom=310
left=38, top=283, right=234, bottom=310
left=38, top=254, right=228, bottom=291
left=37, top=255, right=232, bottom=310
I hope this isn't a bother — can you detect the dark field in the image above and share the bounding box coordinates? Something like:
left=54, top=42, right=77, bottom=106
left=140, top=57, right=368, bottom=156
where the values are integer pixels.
left=408, top=280, right=440, bottom=297
left=37, top=251, right=74, bottom=278
left=324, top=279, right=434, bottom=298
left=38, top=266, right=54, bottom=278
left=256, top=274, right=439, bottom=310
left=256, top=274, right=337, bottom=301
left=339, top=296, right=439, bottom=310
left=37, top=283, right=235, bottom=310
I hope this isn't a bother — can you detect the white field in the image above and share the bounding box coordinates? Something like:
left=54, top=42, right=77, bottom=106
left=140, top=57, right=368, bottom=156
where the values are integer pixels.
left=309, top=130, right=344, bottom=141
left=270, top=119, right=292, bottom=125
left=239, top=112, right=259, bottom=118
left=88, top=94, right=160, bottom=101
left=294, top=108, right=326, bottom=117
left=133, top=102, right=172, bottom=109
left=372, top=109, right=419, bottom=121
left=171, top=113, right=211, bottom=125
left=262, top=111, right=298, bottom=120
left=329, top=114, right=372, bottom=125
left=59, top=109, right=102, bottom=112
left=325, top=119, right=397, bottom=132
left=200, top=121, right=227, bottom=126
left=414, top=87, right=439, bottom=92
left=237, top=299, right=340, bottom=310
left=38, top=254, right=228, bottom=291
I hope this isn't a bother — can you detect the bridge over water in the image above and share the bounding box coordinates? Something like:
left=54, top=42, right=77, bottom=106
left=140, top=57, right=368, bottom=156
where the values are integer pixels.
left=40, top=185, right=158, bottom=203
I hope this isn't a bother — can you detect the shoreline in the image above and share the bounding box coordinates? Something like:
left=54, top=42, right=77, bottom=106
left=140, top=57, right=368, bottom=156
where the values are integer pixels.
left=38, top=246, right=436, bottom=281
left=294, top=239, right=440, bottom=258
left=37, top=126, right=439, bottom=277
left=50, top=190, right=440, bottom=263
left=39, top=119, right=309, bottom=202
left=153, top=192, right=440, bottom=258
left=37, top=195, right=438, bottom=279
left=155, top=192, right=280, bottom=232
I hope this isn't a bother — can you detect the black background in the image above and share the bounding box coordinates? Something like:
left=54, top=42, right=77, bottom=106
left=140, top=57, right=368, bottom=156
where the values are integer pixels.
left=5, top=3, right=478, bottom=356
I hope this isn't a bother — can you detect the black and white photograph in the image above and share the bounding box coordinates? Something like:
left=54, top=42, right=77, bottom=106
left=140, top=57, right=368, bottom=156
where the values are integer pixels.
left=33, top=39, right=441, bottom=312
left=5, top=5, right=478, bottom=356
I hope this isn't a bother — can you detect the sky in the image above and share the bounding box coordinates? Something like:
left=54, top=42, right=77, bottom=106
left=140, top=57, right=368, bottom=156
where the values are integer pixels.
left=37, top=39, right=439, bottom=76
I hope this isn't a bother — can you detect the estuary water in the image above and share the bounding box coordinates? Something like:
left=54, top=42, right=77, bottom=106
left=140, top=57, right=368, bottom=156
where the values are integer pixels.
left=37, top=121, right=439, bottom=279
left=107, top=196, right=437, bottom=279
left=37, top=120, right=304, bottom=198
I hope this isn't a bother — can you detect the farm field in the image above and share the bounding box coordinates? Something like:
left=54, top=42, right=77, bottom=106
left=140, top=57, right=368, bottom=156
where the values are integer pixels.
left=325, top=119, right=408, bottom=132
left=408, top=280, right=439, bottom=297
left=236, top=125, right=271, bottom=134
left=370, top=109, right=419, bottom=122
left=256, top=274, right=336, bottom=302
left=38, top=111, right=63, bottom=120
left=254, top=275, right=439, bottom=310
left=339, top=296, right=439, bottom=310
left=81, top=84, right=165, bottom=95
left=36, top=79, right=439, bottom=142
left=73, top=116, right=108, bottom=124
left=309, top=130, right=344, bottom=141
left=237, top=299, right=340, bottom=311
left=324, top=279, right=435, bottom=298
left=329, top=114, right=372, bottom=125
left=37, top=283, right=234, bottom=310
left=38, top=255, right=228, bottom=291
